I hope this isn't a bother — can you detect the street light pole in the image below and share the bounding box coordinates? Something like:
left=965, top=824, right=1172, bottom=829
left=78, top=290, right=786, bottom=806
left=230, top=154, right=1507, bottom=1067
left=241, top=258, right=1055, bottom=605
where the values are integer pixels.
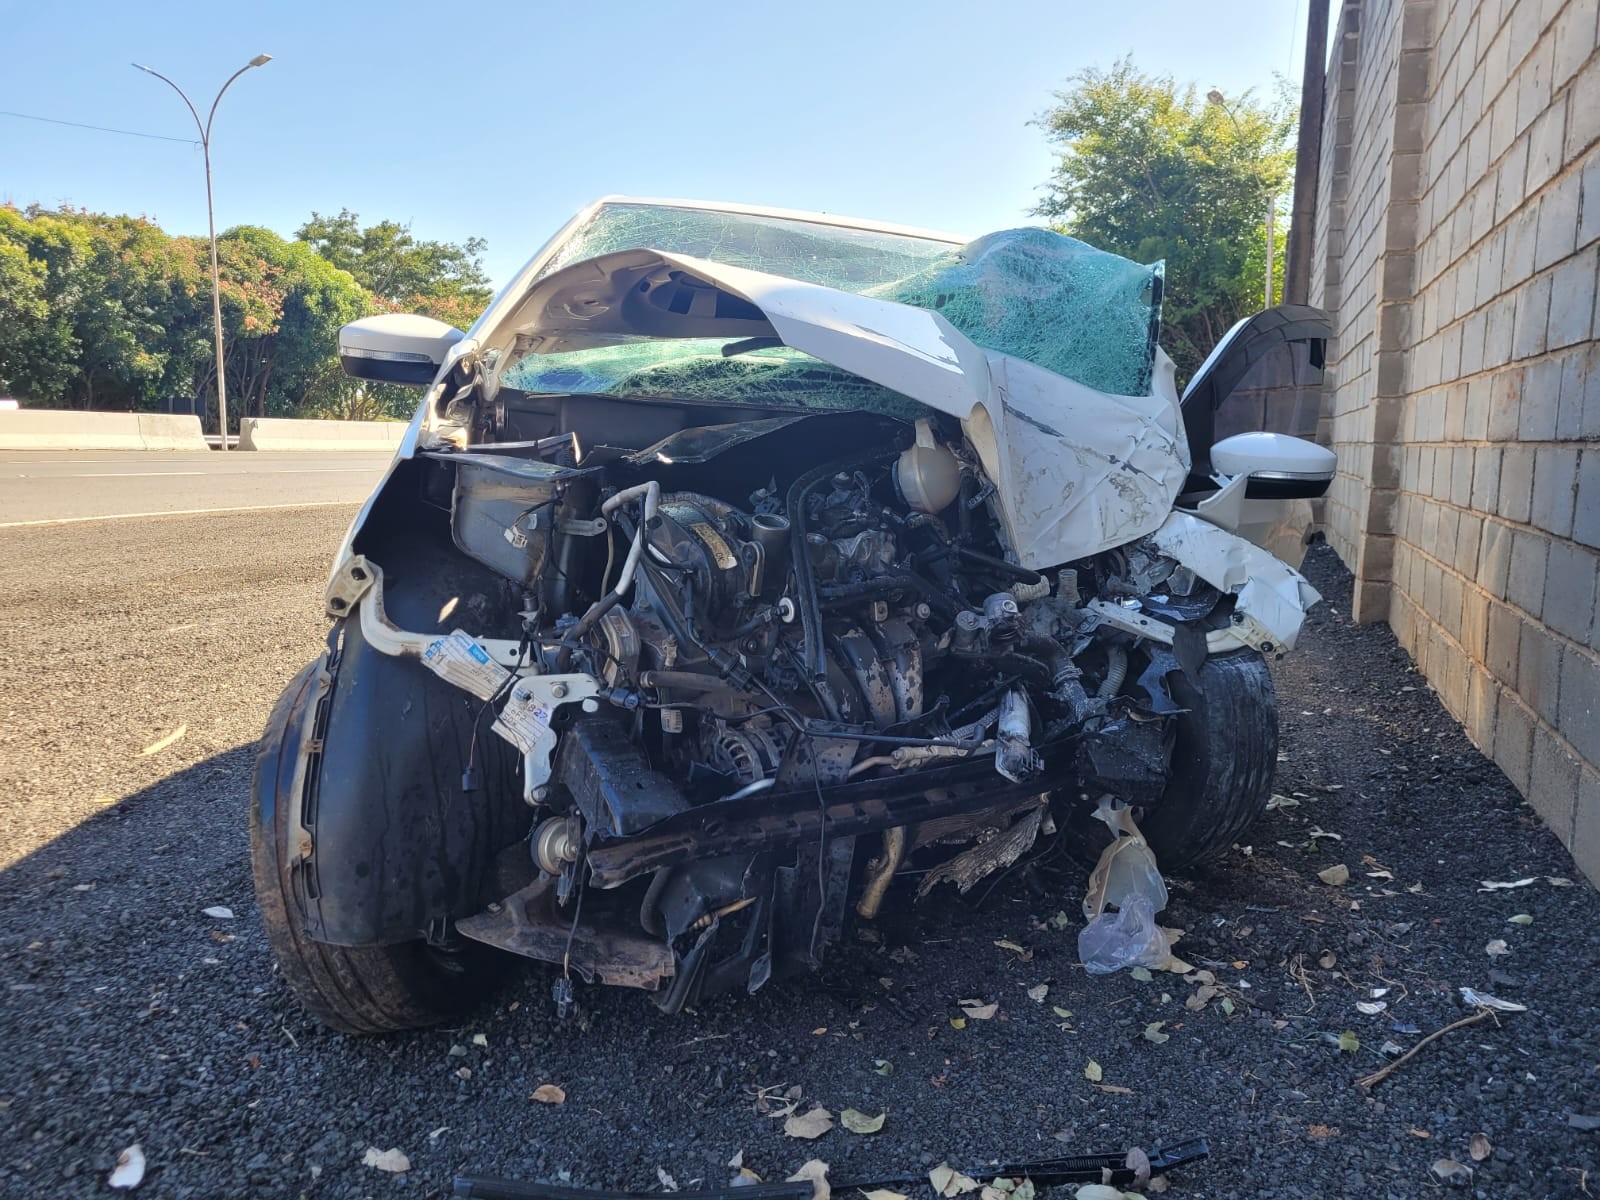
left=1207, top=89, right=1276, bottom=310
left=133, top=54, right=271, bottom=449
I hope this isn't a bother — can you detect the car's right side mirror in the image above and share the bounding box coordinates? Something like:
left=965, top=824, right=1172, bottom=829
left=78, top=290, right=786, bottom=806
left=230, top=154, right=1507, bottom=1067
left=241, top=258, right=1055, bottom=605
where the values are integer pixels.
left=338, top=314, right=466, bottom=386
left=1211, top=431, right=1336, bottom=499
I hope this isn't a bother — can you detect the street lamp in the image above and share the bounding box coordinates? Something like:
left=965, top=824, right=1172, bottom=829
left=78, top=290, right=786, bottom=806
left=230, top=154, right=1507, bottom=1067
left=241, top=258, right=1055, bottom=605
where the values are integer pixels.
left=133, top=54, right=272, bottom=449
left=1207, top=89, right=1276, bottom=311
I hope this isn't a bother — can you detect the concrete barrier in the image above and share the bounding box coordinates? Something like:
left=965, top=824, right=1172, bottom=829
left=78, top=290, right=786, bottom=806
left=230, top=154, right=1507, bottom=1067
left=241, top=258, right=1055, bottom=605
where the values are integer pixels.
left=0, top=410, right=208, bottom=451
left=239, top=417, right=407, bottom=452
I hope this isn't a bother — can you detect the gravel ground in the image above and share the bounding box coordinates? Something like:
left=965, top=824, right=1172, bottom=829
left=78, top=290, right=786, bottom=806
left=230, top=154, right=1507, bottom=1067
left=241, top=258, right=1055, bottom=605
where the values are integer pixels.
left=0, top=515, right=1597, bottom=1200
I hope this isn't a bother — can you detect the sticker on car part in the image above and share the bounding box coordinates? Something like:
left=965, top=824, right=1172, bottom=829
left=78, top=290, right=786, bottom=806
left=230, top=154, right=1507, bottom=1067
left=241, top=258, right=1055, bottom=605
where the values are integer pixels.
left=422, top=629, right=510, bottom=701
left=492, top=688, right=553, bottom=755
left=689, top=522, right=738, bottom=569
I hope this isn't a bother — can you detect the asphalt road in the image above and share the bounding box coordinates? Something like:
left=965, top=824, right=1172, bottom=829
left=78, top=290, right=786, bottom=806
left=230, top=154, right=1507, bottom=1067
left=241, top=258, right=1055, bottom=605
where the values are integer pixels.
left=0, top=449, right=392, bottom=527
left=0, top=483, right=1596, bottom=1200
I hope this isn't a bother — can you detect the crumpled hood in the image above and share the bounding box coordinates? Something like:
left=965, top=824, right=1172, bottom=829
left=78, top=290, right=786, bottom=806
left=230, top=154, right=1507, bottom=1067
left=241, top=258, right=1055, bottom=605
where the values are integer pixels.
left=486, top=248, right=1190, bottom=568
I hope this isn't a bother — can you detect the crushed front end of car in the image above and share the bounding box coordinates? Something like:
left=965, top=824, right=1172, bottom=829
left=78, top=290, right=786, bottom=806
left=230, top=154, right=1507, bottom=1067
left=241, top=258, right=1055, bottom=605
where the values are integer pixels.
left=252, top=199, right=1331, bottom=1031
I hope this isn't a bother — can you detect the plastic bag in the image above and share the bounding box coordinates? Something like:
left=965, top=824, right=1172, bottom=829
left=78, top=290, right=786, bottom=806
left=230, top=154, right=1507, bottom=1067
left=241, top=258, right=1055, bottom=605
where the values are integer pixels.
left=1078, top=893, right=1172, bottom=975
left=1082, top=801, right=1169, bottom=919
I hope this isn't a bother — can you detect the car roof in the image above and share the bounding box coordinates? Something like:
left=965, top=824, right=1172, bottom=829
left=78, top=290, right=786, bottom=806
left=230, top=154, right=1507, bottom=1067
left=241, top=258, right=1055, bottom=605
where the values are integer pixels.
left=587, top=195, right=971, bottom=245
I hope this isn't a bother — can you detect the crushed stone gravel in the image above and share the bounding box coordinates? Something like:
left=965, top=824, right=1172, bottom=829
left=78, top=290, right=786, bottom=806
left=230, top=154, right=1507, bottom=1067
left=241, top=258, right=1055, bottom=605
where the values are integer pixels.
left=0, top=519, right=1596, bottom=1200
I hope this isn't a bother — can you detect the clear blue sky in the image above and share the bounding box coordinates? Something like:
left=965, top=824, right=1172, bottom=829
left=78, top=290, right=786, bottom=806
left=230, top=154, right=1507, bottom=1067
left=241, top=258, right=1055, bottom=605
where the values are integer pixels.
left=2, top=0, right=1308, bottom=289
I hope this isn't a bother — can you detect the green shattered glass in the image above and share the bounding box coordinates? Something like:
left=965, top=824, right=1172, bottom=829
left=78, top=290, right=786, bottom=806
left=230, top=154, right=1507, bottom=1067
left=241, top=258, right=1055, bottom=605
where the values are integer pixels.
left=502, top=202, right=1163, bottom=408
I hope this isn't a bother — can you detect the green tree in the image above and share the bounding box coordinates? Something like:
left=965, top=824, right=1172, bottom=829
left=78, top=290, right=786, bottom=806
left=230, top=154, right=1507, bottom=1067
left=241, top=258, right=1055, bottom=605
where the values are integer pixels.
left=208, top=225, right=369, bottom=420
left=1034, top=59, right=1295, bottom=378
left=0, top=206, right=375, bottom=423
left=295, top=209, right=490, bottom=314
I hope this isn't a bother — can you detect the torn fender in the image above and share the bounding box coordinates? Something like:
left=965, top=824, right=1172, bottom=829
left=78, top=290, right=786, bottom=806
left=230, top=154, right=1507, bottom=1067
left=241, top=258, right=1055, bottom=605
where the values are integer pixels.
left=1148, top=511, right=1322, bottom=652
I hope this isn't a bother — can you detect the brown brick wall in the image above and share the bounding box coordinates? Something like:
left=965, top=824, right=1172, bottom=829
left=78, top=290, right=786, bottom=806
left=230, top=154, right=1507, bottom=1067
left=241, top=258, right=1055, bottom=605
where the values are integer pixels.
left=1314, top=0, right=1600, bottom=881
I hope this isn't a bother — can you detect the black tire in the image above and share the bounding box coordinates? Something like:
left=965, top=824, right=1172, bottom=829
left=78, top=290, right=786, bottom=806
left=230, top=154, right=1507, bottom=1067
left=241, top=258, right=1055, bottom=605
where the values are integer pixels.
left=250, top=656, right=504, bottom=1034
left=1138, top=649, right=1278, bottom=869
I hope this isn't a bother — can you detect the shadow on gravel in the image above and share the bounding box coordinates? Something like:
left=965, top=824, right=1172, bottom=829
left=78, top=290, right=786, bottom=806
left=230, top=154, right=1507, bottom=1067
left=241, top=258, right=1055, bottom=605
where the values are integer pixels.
left=1, top=547, right=1597, bottom=1200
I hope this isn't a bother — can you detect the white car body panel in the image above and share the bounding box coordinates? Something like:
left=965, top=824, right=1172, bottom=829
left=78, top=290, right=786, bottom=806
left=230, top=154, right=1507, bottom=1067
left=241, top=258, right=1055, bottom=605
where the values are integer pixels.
left=1148, top=511, right=1322, bottom=651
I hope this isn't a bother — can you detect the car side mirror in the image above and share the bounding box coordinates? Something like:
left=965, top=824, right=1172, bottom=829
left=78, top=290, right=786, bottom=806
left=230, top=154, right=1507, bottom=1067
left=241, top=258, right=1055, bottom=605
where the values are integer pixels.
left=338, top=314, right=466, bottom=386
left=1211, top=432, right=1336, bottom=500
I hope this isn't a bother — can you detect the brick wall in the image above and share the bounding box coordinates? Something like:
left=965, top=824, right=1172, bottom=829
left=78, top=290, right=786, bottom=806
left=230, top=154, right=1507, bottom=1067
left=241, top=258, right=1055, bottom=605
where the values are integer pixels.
left=1313, top=0, right=1600, bottom=881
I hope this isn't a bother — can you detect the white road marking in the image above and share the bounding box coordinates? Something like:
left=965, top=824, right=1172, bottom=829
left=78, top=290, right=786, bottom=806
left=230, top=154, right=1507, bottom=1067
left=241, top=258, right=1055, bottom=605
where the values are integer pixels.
left=0, top=500, right=358, bottom=529
left=69, top=471, right=207, bottom=478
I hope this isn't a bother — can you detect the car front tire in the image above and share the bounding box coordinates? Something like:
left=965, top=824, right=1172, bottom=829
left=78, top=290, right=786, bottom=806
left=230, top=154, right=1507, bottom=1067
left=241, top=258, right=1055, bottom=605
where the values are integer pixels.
left=250, top=655, right=504, bottom=1034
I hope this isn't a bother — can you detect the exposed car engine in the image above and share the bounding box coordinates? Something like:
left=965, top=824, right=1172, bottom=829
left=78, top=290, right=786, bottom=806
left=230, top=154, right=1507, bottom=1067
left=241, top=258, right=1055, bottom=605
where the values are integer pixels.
left=364, top=411, right=1237, bottom=1011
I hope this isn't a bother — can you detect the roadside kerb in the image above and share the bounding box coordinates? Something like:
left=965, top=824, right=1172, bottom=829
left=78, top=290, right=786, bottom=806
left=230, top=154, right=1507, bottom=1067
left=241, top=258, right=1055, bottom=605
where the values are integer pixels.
left=238, top=417, right=407, bottom=452
left=0, top=411, right=208, bottom=451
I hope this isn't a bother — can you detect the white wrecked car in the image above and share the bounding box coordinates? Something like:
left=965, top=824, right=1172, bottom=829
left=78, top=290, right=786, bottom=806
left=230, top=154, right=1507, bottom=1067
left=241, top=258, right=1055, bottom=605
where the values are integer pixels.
left=251, top=197, right=1333, bottom=1031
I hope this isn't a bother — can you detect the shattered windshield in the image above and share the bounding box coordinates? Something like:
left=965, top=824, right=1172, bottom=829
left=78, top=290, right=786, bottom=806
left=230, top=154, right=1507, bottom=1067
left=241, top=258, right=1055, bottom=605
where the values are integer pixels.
left=500, top=202, right=1164, bottom=407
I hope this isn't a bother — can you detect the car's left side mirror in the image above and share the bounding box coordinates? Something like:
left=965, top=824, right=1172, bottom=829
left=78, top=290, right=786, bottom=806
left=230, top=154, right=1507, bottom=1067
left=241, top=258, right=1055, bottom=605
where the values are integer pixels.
left=338, top=314, right=465, bottom=386
left=1212, top=431, right=1336, bottom=500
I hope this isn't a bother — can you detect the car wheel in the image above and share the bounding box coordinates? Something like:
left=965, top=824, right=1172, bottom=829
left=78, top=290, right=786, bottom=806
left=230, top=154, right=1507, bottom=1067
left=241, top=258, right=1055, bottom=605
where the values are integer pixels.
left=250, top=655, right=504, bottom=1034
left=1138, top=649, right=1278, bottom=869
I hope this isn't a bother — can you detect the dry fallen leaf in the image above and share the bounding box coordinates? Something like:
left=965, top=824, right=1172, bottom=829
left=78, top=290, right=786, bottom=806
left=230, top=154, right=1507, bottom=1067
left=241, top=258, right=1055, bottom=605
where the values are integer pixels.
left=1485, top=939, right=1510, bottom=958
left=1469, top=1132, right=1492, bottom=1161
left=786, top=1158, right=831, bottom=1200
left=362, top=1147, right=411, bottom=1173
left=108, top=1144, right=145, bottom=1190
left=1142, top=1021, right=1170, bottom=1045
left=862, top=1191, right=907, bottom=1200
left=471, top=1033, right=488, bottom=1047
left=1125, top=1146, right=1152, bottom=1186
left=1317, top=864, right=1350, bottom=886
left=1185, top=985, right=1218, bottom=1012
left=657, top=1167, right=679, bottom=1192
left=784, top=1106, right=834, bottom=1140
left=841, top=1108, right=885, bottom=1135
left=1071, top=1187, right=1127, bottom=1200
left=1430, top=1158, right=1472, bottom=1185
left=928, top=1164, right=980, bottom=1197
left=139, top=725, right=187, bottom=757
left=1026, top=983, right=1049, bottom=1003
left=1084, top=1059, right=1103, bottom=1082
left=1507, top=913, right=1533, bottom=926
left=958, top=1000, right=997, bottom=1020
left=202, top=906, right=235, bottom=920
left=530, top=1083, right=566, bottom=1105
left=1095, top=1083, right=1134, bottom=1096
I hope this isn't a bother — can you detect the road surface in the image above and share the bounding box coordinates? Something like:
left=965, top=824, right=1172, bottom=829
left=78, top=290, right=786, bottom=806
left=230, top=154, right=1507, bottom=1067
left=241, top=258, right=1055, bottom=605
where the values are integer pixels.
left=0, top=449, right=392, bottom=526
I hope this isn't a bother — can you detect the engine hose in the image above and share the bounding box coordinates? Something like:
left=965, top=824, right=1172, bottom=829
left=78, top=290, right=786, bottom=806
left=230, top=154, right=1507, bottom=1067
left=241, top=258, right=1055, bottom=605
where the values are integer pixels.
left=949, top=648, right=1057, bottom=688
left=555, top=483, right=660, bottom=671
left=953, top=545, right=1047, bottom=589
left=1098, top=645, right=1129, bottom=698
